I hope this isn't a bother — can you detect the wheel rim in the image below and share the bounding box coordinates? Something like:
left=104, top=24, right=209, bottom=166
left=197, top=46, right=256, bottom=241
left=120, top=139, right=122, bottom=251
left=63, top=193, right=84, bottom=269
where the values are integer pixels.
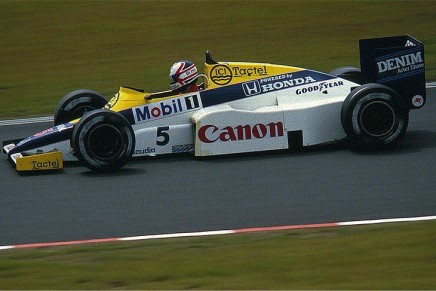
left=359, top=101, right=396, bottom=137
left=87, top=124, right=124, bottom=160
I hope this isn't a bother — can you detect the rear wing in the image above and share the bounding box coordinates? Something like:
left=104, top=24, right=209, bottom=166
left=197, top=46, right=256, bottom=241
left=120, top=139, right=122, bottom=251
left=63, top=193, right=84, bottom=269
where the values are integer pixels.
left=360, top=35, right=426, bottom=109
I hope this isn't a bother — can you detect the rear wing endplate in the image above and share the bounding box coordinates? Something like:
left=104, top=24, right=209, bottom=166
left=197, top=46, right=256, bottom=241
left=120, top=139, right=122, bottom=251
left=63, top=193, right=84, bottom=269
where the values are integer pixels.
left=360, top=35, right=426, bottom=109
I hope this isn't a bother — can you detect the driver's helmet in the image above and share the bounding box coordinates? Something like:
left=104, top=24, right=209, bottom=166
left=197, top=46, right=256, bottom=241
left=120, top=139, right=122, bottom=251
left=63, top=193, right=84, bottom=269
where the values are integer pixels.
left=169, top=60, right=199, bottom=91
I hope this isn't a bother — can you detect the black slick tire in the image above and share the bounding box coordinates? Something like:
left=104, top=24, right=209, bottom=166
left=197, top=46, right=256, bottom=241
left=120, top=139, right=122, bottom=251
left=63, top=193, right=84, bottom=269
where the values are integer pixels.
left=330, top=66, right=363, bottom=85
left=341, top=83, right=409, bottom=150
left=71, top=109, right=135, bottom=172
left=54, top=89, right=108, bottom=125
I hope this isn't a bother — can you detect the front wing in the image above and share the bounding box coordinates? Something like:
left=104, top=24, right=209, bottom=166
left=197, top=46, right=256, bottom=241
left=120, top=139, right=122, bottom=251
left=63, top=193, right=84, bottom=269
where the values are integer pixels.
left=3, top=142, right=64, bottom=171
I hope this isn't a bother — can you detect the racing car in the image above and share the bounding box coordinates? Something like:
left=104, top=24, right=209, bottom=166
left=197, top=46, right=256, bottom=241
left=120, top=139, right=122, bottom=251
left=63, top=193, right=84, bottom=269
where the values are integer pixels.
left=2, top=35, right=426, bottom=172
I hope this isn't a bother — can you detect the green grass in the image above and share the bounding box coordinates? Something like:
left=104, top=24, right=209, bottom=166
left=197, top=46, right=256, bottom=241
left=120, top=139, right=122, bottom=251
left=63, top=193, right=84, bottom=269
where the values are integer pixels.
left=0, top=0, right=435, bottom=118
left=1, top=221, right=435, bottom=289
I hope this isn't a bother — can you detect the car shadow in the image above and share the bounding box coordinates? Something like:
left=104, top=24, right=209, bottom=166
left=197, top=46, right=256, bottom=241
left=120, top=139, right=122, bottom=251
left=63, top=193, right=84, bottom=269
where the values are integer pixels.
left=79, top=167, right=147, bottom=177
left=350, top=130, right=436, bottom=157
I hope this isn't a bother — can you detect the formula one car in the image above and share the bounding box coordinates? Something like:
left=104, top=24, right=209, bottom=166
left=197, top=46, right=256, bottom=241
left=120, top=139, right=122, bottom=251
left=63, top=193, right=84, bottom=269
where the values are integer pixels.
left=3, top=35, right=426, bottom=172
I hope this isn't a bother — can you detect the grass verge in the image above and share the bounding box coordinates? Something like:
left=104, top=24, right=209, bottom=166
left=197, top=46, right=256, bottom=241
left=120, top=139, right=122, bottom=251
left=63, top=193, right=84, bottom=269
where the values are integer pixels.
left=0, top=0, right=435, bottom=118
left=1, top=221, right=435, bottom=289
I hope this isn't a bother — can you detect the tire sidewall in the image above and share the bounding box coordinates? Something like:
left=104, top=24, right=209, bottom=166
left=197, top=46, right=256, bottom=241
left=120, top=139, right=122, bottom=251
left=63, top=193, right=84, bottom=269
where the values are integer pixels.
left=329, top=66, right=363, bottom=85
left=72, top=110, right=135, bottom=171
left=342, top=84, right=409, bottom=148
left=54, top=89, right=107, bottom=125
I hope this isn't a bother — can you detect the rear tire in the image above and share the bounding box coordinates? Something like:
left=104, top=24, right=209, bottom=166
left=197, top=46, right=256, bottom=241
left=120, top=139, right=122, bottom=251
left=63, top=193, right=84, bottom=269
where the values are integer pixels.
left=54, top=89, right=107, bottom=125
left=71, top=110, right=135, bottom=172
left=341, top=83, right=409, bottom=149
left=330, top=66, right=363, bottom=85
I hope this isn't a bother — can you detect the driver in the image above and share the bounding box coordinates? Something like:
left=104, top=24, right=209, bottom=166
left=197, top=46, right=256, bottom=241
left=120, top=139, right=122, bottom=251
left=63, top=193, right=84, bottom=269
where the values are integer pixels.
left=169, top=60, right=202, bottom=94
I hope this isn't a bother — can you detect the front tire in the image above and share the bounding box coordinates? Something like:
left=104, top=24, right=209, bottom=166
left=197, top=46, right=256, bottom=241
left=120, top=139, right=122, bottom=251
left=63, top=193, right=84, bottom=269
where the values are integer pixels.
left=341, top=83, right=409, bottom=149
left=71, top=110, right=135, bottom=172
left=54, top=89, right=108, bottom=125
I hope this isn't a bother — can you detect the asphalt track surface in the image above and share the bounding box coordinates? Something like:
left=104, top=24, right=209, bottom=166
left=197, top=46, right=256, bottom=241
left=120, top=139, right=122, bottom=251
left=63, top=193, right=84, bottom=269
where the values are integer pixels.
left=1, top=88, right=435, bottom=246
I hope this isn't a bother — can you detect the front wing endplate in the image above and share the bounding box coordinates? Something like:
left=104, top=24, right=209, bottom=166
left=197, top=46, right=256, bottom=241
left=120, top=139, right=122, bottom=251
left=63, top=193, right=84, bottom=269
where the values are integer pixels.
left=15, top=151, right=64, bottom=171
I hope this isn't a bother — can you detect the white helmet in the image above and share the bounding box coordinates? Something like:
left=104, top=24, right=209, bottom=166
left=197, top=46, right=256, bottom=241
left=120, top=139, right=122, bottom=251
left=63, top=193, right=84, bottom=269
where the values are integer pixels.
left=169, top=60, right=199, bottom=91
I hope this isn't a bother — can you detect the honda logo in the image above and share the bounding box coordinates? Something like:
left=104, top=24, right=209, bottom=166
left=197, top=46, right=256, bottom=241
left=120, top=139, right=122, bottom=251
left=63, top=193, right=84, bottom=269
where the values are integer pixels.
left=242, top=81, right=261, bottom=96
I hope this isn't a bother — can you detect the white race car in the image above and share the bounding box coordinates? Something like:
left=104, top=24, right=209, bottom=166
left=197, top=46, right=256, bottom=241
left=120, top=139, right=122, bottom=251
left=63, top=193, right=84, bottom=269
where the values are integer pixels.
left=3, top=35, right=426, bottom=172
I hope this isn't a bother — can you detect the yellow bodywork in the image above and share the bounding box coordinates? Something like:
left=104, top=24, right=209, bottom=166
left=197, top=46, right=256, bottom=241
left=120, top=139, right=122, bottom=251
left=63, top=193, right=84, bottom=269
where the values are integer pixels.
left=104, top=61, right=303, bottom=112
left=105, top=87, right=149, bottom=112
left=204, top=62, right=303, bottom=89
left=16, top=151, right=63, bottom=171
left=104, top=85, right=187, bottom=112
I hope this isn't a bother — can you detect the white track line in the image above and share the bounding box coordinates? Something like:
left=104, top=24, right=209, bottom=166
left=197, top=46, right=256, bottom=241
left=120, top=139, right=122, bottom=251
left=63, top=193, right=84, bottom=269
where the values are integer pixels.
left=120, top=230, right=234, bottom=241
left=0, top=116, right=53, bottom=126
left=0, top=215, right=434, bottom=251
left=337, top=215, right=436, bottom=225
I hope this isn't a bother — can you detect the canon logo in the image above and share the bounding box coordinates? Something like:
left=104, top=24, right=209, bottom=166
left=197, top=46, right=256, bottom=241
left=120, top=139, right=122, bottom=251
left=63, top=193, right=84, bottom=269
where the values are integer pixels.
left=198, top=122, right=284, bottom=143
